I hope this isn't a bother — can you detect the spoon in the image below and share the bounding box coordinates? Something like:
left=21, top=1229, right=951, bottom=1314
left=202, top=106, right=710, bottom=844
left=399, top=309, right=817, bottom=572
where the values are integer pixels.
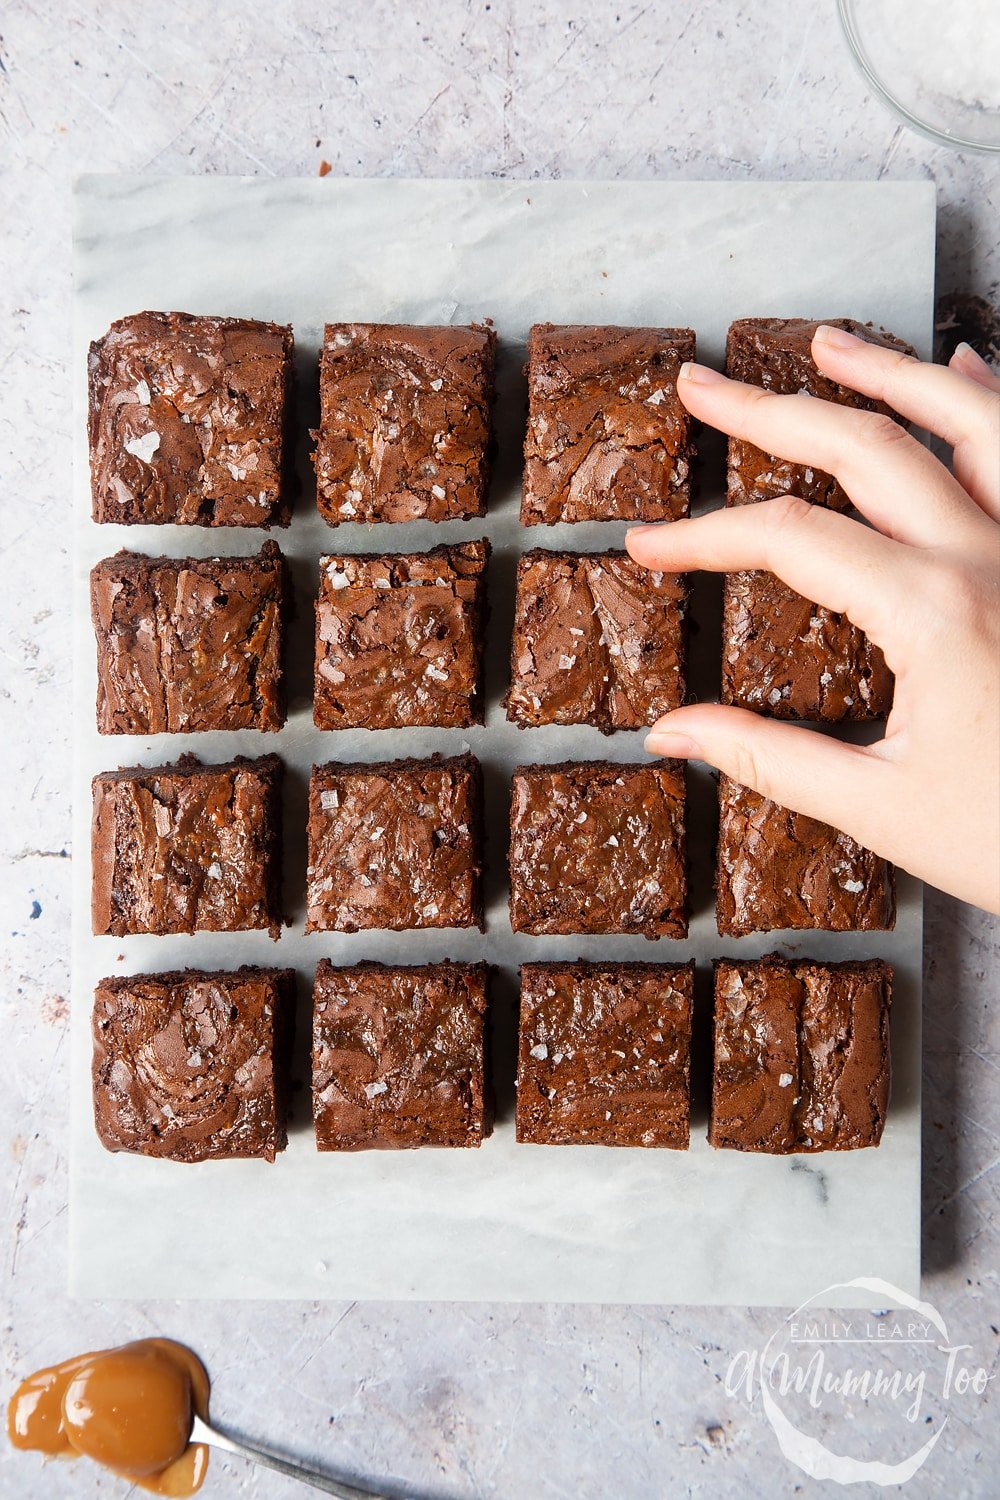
left=190, top=1414, right=392, bottom=1497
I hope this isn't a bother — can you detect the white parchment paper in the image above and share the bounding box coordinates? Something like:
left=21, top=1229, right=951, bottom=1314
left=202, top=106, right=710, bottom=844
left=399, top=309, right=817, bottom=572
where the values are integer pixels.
left=71, top=178, right=933, bottom=1303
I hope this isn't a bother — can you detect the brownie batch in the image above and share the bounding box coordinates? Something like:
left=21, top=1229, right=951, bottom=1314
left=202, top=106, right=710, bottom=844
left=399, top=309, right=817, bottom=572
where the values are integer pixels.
left=87, top=310, right=902, bottom=1163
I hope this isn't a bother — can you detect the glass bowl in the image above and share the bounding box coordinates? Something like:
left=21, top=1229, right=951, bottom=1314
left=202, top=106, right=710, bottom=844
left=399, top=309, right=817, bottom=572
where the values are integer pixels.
left=837, top=0, right=1000, bottom=153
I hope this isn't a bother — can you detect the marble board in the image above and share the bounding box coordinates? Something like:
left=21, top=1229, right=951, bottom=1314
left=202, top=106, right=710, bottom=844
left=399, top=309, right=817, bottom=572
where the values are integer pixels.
left=71, top=177, right=933, bottom=1304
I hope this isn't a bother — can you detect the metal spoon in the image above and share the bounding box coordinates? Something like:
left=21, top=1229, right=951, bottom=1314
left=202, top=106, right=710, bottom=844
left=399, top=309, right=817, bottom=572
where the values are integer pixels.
left=190, top=1414, right=391, bottom=1498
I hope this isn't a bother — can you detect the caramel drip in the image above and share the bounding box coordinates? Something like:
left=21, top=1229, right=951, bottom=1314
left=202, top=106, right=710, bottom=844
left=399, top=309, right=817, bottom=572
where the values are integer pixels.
left=8, top=1338, right=209, bottom=1496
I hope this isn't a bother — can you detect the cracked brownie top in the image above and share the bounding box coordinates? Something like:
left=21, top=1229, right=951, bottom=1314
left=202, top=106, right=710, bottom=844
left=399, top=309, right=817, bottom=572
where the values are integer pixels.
left=516, top=961, right=694, bottom=1148
left=508, top=760, right=688, bottom=939
left=312, top=960, right=493, bottom=1150
left=313, top=322, right=496, bottom=525
left=505, top=549, right=687, bottom=732
left=88, top=311, right=295, bottom=527
left=715, top=776, right=895, bottom=937
left=521, top=323, right=695, bottom=525
left=91, top=753, right=284, bottom=938
left=710, top=957, right=892, bottom=1153
left=91, top=543, right=287, bottom=735
left=314, top=539, right=489, bottom=729
left=93, top=967, right=296, bottom=1163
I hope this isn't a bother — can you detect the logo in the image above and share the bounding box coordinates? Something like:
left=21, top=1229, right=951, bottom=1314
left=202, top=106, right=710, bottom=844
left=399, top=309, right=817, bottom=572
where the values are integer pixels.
left=725, top=1278, right=993, bottom=1485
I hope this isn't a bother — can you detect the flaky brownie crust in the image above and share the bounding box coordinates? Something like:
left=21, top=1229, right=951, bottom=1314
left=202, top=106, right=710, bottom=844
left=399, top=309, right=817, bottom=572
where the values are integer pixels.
left=521, top=324, right=695, bottom=525
left=91, top=542, right=288, bottom=734
left=312, top=961, right=493, bottom=1150
left=716, top=776, right=895, bottom=937
left=516, top=961, right=694, bottom=1147
left=91, top=753, right=284, bottom=938
left=89, top=311, right=295, bottom=526
left=92, top=967, right=296, bottom=1162
left=725, top=317, right=913, bottom=511
left=315, top=540, right=489, bottom=729
left=505, top=551, right=687, bottom=733
left=722, top=569, right=892, bottom=722
left=313, top=322, right=496, bottom=524
left=306, top=754, right=484, bottom=932
left=710, top=957, right=892, bottom=1153
left=508, top=760, right=687, bottom=939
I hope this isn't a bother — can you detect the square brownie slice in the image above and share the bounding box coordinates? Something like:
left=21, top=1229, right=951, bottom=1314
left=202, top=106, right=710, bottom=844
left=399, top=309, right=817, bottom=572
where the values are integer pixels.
left=92, top=967, right=296, bottom=1162
left=509, top=761, right=687, bottom=938
left=91, top=754, right=283, bottom=937
left=716, top=776, right=895, bottom=936
left=710, top=957, right=892, bottom=1153
left=722, top=569, right=892, bottom=722
left=517, top=961, right=694, bottom=1147
left=505, top=550, right=687, bottom=732
left=521, top=324, right=695, bottom=526
left=306, top=754, right=484, bottom=932
left=313, top=323, right=496, bottom=524
left=315, top=539, right=489, bottom=729
left=726, top=317, right=913, bottom=511
left=312, top=961, right=493, bottom=1149
left=91, top=542, right=288, bottom=734
left=89, top=311, right=294, bottom=526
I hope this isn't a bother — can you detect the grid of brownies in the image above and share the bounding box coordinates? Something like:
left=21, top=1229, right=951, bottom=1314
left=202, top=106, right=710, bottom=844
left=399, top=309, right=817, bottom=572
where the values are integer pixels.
left=88, top=311, right=899, bottom=1166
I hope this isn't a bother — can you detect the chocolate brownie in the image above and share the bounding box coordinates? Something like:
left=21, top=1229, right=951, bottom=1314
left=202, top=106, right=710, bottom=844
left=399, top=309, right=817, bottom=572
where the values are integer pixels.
left=312, top=961, right=493, bottom=1149
left=722, top=569, right=892, bottom=721
left=313, top=323, right=496, bottom=524
left=91, top=754, right=283, bottom=937
left=710, top=957, right=892, bottom=1153
left=89, top=311, right=294, bottom=526
left=521, top=324, right=695, bottom=525
left=315, top=540, right=489, bottom=729
left=505, top=550, right=687, bottom=732
left=306, top=754, right=484, bottom=932
left=508, top=761, right=687, bottom=938
left=516, top=961, right=694, bottom=1147
left=716, top=776, right=896, bottom=936
left=91, top=543, right=288, bottom=735
left=726, top=317, right=913, bottom=511
left=92, top=967, right=296, bottom=1162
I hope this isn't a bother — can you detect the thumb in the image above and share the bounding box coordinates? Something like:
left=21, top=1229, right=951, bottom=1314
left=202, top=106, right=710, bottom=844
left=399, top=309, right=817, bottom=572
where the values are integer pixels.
left=645, top=705, right=895, bottom=855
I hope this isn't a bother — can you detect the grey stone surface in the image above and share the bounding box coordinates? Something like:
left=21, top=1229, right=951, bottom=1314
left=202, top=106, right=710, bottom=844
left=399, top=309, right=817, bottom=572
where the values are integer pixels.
left=0, top=2, right=997, bottom=1495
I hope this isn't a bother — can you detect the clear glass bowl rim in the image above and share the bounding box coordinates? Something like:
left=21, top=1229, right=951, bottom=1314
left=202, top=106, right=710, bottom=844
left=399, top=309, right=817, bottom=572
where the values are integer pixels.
left=837, top=0, right=1000, bottom=155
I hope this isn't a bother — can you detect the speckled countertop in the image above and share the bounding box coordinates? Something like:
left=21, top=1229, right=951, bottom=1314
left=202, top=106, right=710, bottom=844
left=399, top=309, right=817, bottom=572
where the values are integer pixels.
left=0, top=3, right=997, bottom=1496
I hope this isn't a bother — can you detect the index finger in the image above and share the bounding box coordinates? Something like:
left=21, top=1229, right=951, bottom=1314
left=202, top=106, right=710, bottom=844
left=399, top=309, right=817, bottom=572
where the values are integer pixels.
left=676, top=362, right=986, bottom=547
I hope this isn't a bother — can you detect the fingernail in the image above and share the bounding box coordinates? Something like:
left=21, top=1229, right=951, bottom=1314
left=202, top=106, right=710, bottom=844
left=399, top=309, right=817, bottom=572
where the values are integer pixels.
left=677, top=360, right=725, bottom=385
left=625, top=523, right=661, bottom=540
left=813, top=323, right=862, bottom=350
left=644, top=731, right=702, bottom=759
left=954, top=340, right=993, bottom=376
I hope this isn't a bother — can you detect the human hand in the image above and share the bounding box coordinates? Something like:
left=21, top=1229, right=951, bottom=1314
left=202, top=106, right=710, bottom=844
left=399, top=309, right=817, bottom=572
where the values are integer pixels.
left=626, top=326, right=1000, bottom=914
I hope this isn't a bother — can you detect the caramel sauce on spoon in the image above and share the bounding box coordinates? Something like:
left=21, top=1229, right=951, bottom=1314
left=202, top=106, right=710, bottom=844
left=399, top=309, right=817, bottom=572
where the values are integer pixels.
left=8, top=1338, right=210, bottom=1496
